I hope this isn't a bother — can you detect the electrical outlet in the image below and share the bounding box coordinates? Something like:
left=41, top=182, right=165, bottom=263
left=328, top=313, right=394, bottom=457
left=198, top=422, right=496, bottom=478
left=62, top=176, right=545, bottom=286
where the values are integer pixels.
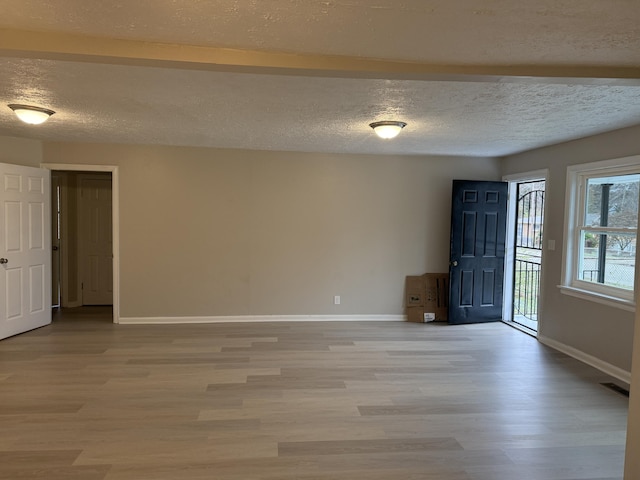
left=334, top=295, right=341, bottom=305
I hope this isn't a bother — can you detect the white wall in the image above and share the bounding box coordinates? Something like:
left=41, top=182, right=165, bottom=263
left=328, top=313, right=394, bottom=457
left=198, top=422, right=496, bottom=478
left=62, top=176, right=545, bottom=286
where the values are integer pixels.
left=42, top=142, right=501, bottom=320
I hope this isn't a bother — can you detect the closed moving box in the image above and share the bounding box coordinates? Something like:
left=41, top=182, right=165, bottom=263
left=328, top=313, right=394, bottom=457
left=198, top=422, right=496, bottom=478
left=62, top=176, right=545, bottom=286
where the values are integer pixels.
left=405, top=273, right=449, bottom=322
left=406, top=307, right=436, bottom=323
left=405, top=275, right=425, bottom=307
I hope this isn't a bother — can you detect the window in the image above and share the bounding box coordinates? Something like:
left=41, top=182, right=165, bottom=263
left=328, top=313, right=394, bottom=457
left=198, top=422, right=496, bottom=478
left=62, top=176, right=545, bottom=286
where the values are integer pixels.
left=562, top=156, right=640, bottom=307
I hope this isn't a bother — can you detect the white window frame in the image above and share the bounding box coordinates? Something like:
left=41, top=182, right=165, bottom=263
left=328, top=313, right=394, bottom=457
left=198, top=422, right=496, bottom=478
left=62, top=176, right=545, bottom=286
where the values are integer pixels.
left=560, top=155, right=640, bottom=311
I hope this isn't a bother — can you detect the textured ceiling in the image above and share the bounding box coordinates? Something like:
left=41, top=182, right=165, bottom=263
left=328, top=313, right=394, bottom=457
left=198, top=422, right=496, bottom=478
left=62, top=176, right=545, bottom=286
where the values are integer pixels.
left=1, top=0, right=640, bottom=157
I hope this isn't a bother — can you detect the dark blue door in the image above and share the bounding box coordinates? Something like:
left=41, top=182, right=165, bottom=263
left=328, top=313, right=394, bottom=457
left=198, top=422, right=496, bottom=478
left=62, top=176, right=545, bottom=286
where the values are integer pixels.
left=449, top=180, right=508, bottom=324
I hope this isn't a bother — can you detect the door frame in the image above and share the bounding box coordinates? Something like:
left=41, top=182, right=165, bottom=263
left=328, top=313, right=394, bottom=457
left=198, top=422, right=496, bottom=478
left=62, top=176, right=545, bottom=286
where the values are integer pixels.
left=51, top=172, right=62, bottom=308
left=42, top=163, right=120, bottom=324
left=502, top=169, right=548, bottom=335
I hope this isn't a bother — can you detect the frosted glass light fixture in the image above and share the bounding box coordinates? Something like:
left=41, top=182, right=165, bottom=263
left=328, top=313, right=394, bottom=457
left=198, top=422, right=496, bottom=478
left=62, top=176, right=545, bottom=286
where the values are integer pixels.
left=8, top=104, right=56, bottom=125
left=369, top=120, right=407, bottom=139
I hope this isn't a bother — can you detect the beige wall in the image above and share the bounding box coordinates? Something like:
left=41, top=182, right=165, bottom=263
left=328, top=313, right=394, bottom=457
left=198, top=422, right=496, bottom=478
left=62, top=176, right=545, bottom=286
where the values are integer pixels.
left=505, top=126, right=640, bottom=480
left=42, top=142, right=501, bottom=319
left=0, top=136, right=42, bottom=166
left=502, top=124, right=640, bottom=373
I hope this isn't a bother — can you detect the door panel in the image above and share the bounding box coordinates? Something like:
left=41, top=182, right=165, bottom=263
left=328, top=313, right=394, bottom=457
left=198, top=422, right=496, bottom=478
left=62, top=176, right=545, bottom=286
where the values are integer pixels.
left=79, top=175, right=113, bottom=305
left=449, top=180, right=507, bottom=324
left=30, top=264, right=45, bottom=312
left=6, top=268, right=22, bottom=318
left=0, top=163, right=51, bottom=340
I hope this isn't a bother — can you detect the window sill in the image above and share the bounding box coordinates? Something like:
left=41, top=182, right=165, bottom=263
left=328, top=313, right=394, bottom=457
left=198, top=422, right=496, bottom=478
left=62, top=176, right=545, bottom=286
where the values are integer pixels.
left=558, top=285, right=635, bottom=312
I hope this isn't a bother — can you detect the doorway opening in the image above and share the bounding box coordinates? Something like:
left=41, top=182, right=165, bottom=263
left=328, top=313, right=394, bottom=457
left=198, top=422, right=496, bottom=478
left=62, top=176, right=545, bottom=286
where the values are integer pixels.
left=43, top=164, right=120, bottom=324
left=503, top=171, right=547, bottom=334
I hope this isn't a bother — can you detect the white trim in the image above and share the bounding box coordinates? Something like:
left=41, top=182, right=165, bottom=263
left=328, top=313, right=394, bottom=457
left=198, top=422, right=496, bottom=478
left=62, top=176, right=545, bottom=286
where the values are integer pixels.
left=568, top=154, right=640, bottom=174
left=561, top=163, right=578, bottom=287
left=562, top=156, right=640, bottom=302
left=41, top=163, right=120, bottom=324
left=538, top=334, right=631, bottom=384
left=57, top=172, right=74, bottom=308
left=120, top=314, right=406, bottom=324
left=558, top=285, right=635, bottom=312
left=503, top=181, right=517, bottom=324
left=503, top=169, right=549, bottom=183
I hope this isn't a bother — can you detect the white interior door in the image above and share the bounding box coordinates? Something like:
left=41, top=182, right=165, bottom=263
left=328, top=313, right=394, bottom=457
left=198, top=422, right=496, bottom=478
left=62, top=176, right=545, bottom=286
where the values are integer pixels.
left=79, top=174, right=113, bottom=305
left=0, top=162, right=51, bottom=340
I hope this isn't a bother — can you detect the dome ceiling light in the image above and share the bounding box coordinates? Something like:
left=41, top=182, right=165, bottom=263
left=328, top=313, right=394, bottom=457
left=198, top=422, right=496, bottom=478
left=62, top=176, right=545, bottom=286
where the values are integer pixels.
left=8, top=104, right=56, bottom=125
left=369, top=120, right=407, bottom=139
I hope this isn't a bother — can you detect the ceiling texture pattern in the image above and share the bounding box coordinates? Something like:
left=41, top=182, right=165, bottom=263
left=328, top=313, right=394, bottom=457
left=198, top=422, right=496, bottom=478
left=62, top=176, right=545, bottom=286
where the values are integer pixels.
left=1, top=0, right=640, bottom=157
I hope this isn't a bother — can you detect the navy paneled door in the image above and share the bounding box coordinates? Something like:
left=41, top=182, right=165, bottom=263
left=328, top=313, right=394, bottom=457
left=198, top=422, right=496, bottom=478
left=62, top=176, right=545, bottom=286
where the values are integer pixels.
left=449, top=180, right=508, bottom=324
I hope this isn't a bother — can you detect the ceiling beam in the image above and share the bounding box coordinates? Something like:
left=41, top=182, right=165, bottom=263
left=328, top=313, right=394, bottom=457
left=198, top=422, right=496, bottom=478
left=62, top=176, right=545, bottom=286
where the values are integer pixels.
left=2, top=28, right=640, bottom=86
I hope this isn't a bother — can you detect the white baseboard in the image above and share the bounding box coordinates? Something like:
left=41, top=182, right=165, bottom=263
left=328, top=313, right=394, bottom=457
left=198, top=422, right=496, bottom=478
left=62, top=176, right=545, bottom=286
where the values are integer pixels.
left=538, top=334, right=631, bottom=385
left=119, top=314, right=406, bottom=325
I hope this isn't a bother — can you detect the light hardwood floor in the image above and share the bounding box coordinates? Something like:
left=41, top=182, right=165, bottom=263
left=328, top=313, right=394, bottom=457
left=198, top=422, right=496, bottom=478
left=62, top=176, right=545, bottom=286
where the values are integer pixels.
left=0, top=308, right=629, bottom=480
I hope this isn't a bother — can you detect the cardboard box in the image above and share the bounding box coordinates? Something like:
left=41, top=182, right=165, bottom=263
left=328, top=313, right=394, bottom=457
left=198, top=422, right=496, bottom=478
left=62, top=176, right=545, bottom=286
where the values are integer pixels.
left=405, top=275, right=425, bottom=307
left=405, top=273, right=449, bottom=322
left=406, top=307, right=435, bottom=323
left=424, top=273, right=449, bottom=322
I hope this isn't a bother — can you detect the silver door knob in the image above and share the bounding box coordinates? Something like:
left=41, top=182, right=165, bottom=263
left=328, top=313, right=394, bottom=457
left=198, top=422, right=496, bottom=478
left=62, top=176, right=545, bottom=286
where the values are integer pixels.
left=0, top=258, right=8, bottom=265
left=451, top=260, right=458, bottom=267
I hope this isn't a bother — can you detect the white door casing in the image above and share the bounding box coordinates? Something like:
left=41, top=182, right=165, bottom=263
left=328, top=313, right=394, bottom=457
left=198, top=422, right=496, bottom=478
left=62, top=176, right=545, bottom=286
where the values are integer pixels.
left=51, top=173, right=61, bottom=307
left=42, top=163, right=119, bottom=324
left=502, top=169, right=549, bottom=333
left=0, top=162, right=51, bottom=340
left=79, top=174, right=113, bottom=305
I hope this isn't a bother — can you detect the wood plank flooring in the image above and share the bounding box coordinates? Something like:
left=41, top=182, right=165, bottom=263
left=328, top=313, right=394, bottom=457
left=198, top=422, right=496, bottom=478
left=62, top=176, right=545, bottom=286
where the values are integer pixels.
left=0, top=307, right=629, bottom=479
